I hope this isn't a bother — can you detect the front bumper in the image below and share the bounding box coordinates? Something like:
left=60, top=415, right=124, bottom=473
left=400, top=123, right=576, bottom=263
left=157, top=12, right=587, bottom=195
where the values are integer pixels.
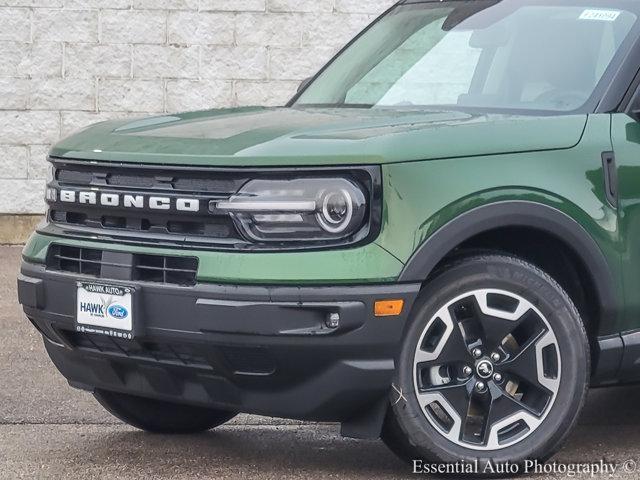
left=18, top=261, right=420, bottom=428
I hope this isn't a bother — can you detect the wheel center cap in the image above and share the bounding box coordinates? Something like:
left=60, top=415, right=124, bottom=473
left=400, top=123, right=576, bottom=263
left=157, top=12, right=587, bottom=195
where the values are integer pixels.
left=476, top=360, right=494, bottom=379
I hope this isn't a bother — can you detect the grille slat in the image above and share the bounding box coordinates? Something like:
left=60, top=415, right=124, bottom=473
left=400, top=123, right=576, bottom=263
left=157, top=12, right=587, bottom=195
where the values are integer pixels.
left=50, top=209, right=238, bottom=240
left=56, top=163, right=248, bottom=193
left=47, top=245, right=198, bottom=286
left=54, top=255, right=104, bottom=265
left=132, top=265, right=198, bottom=273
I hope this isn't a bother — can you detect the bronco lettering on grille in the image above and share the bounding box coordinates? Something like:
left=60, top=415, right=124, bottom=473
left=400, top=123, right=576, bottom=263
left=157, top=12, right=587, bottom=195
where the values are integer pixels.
left=58, top=189, right=201, bottom=212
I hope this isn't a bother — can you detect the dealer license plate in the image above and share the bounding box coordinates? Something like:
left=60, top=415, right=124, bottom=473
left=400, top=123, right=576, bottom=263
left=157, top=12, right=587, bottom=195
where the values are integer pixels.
left=76, top=282, right=134, bottom=339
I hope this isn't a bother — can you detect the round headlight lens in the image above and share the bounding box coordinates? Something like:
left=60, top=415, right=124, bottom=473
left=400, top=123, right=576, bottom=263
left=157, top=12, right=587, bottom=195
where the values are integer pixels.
left=317, top=189, right=353, bottom=233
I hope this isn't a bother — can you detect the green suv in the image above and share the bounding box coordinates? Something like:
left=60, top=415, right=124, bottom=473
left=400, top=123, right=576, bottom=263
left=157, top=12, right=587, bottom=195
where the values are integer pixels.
left=17, top=0, right=640, bottom=472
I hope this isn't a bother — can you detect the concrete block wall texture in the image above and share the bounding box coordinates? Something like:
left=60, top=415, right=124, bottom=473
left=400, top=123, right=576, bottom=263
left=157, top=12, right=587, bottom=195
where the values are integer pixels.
left=0, top=0, right=394, bottom=217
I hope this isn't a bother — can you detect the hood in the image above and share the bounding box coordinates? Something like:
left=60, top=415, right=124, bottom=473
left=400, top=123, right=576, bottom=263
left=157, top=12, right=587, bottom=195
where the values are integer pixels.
left=50, top=107, right=588, bottom=166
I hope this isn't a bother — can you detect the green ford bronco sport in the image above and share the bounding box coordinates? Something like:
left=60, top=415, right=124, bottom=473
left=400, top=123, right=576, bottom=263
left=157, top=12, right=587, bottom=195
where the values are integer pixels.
left=17, top=0, right=640, bottom=472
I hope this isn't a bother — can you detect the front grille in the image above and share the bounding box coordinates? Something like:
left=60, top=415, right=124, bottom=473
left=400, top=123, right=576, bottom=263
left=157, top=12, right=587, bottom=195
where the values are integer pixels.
left=133, top=253, right=198, bottom=285
left=47, top=245, right=198, bottom=286
left=62, top=330, right=211, bottom=369
left=49, top=245, right=103, bottom=276
left=48, top=160, right=253, bottom=247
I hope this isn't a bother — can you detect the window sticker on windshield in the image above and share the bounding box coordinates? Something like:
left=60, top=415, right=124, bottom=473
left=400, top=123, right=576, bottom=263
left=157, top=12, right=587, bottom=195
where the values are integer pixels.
left=579, top=9, right=621, bottom=22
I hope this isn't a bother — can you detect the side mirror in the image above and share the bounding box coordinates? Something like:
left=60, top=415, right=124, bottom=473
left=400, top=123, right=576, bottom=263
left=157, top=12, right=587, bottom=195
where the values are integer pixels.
left=298, top=77, right=313, bottom=93
left=630, top=107, right=640, bottom=123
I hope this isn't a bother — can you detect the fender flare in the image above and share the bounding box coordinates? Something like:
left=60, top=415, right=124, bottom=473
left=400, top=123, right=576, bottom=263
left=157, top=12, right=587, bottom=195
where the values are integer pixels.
left=398, top=201, right=617, bottom=324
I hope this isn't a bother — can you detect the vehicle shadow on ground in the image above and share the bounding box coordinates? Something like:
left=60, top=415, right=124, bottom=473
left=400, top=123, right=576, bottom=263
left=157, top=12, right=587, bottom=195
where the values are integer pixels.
left=55, top=425, right=410, bottom=478
left=40, top=385, right=640, bottom=479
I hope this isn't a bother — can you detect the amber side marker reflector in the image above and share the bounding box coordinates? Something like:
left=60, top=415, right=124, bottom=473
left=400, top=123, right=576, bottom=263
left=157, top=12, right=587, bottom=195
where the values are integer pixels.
left=375, top=299, right=404, bottom=317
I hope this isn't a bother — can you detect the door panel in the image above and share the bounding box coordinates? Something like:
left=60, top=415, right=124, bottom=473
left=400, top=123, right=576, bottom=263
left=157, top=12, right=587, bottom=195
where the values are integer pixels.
left=610, top=113, right=640, bottom=332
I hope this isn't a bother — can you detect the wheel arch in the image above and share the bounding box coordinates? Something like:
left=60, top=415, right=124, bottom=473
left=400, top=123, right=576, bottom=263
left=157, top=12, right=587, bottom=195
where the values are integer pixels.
left=398, top=201, right=618, bottom=339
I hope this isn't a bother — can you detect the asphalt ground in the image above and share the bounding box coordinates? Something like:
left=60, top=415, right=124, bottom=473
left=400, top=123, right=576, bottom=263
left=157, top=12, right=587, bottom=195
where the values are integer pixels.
left=3, top=245, right=640, bottom=479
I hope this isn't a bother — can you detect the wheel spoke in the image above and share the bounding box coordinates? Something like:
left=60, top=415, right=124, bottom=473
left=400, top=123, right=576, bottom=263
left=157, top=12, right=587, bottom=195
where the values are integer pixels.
left=472, top=292, right=530, bottom=352
left=420, top=380, right=472, bottom=419
left=501, top=329, right=556, bottom=395
left=477, top=312, right=523, bottom=353
left=415, top=308, right=473, bottom=366
left=436, top=322, right=474, bottom=364
left=417, top=381, right=473, bottom=442
left=489, top=387, right=536, bottom=425
left=481, top=386, right=538, bottom=445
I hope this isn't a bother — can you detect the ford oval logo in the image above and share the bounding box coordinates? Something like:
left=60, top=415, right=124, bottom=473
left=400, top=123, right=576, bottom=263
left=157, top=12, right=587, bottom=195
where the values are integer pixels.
left=107, top=304, right=129, bottom=320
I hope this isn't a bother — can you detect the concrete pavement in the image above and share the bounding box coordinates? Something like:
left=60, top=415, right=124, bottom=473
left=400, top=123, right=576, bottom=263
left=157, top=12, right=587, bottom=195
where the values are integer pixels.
left=3, top=245, right=640, bottom=479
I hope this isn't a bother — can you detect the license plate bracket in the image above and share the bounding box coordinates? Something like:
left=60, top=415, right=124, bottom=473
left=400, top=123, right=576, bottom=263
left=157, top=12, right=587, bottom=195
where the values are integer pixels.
left=76, top=282, right=136, bottom=339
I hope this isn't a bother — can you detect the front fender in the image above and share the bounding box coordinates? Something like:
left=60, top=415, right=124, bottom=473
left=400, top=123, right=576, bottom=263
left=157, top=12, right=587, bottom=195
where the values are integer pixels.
left=398, top=200, right=616, bottom=318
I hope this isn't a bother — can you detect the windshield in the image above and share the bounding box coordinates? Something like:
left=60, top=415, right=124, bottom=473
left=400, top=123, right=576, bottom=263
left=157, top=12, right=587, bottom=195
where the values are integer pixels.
left=294, top=0, right=639, bottom=114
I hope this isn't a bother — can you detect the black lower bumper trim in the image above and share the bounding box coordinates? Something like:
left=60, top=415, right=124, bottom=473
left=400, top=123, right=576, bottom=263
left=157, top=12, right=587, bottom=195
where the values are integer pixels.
left=19, top=261, right=420, bottom=426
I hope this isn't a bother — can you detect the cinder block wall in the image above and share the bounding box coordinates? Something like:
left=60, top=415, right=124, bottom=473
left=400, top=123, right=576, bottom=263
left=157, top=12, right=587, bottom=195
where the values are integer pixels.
left=0, top=0, right=392, bottom=223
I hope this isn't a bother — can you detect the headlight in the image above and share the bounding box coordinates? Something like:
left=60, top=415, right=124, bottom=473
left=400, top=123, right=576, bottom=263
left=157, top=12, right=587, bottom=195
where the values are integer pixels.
left=214, top=177, right=369, bottom=244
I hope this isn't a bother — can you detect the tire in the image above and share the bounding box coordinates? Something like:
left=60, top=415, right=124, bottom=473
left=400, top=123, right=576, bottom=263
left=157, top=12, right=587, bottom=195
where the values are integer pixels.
left=382, top=254, right=590, bottom=474
left=94, top=389, right=237, bottom=434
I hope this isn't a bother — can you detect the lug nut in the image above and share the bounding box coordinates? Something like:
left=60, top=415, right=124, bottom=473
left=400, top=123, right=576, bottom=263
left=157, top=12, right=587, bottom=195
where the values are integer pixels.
left=493, top=373, right=503, bottom=383
left=475, top=381, right=486, bottom=393
left=491, top=353, right=501, bottom=363
left=472, top=348, right=483, bottom=358
left=463, top=366, right=473, bottom=377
